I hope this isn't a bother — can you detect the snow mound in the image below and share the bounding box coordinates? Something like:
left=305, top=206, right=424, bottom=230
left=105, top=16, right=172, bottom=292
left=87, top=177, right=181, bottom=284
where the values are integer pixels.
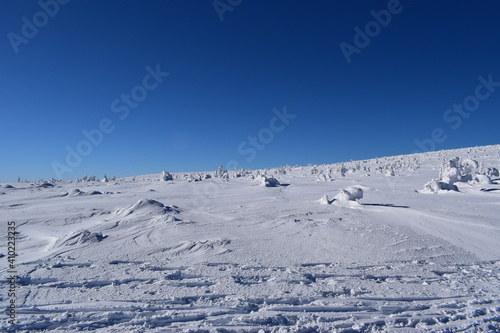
left=69, top=189, right=84, bottom=196
left=87, top=190, right=102, bottom=195
left=63, top=189, right=103, bottom=197
left=117, top=199, right=180, bottom=216
left=53, top=230, right=106, bottom=248
left=2, top=184, right=15, bottom=189
left=169, top=239, right=231, bottom=255
left=334, top=186, right=363, bottom=203
left=256, top=175, right=280, bottom=187
left=472, top=174, right=493, bottom=185
left=421, top=179, right=459, bottom=194
left=319, top=194, right=331, bottom=205
left=161, top=171, right=173, bottom=181
left=37, top=182, right=54, bottom=188
left=485, top=167, right=499, bottom=178
left=321, top=186, right=364, bottom=206
left=421, top=179, right=442, bottom=194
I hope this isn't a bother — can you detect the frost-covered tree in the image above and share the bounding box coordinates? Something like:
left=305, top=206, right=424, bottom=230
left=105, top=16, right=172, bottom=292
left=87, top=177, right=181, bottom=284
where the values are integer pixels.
left=161, top=171, right=173, bottom=181
left=215, top=166, right=226, bottom=178
left=422, top=157, right=480, bottom=193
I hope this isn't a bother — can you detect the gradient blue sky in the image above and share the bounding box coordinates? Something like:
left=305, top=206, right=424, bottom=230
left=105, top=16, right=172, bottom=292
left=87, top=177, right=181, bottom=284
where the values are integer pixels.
left=1, top=0, right=499, bottom=181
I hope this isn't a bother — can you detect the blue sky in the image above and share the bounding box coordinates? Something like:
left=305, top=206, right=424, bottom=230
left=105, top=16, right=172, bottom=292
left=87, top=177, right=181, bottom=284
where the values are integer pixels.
left=1, top=0, right=499, bottom=181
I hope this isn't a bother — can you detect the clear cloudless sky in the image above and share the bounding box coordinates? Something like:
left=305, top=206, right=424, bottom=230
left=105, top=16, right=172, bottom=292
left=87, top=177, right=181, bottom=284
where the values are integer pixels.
left=1, top=0, right=499, bottom=181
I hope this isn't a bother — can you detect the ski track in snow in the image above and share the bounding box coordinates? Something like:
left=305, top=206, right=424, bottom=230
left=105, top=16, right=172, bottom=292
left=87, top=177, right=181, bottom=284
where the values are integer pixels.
left=1, top=145, right=500, bottom=332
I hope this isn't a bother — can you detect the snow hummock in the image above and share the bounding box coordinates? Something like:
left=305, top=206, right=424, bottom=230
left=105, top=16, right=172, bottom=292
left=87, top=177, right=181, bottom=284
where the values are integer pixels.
left=320, top=186, right=365, bottom=207
left=37, top=182, right=54, bottom=188
left=69, top=188, right=84, bottom=196
left=421, top=178, right=459, bottom=193
left=255, top=175, right=281, bottom=187
left=332, top=186, right=363, bottom=206
left=116, top=199, right=180, bottom=216
left=62, top=189, right=103, bottom=197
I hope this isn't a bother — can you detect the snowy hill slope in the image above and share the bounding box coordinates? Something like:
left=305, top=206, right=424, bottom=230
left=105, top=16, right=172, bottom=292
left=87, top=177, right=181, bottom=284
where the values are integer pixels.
left=1, top=145, right=500, bottom=332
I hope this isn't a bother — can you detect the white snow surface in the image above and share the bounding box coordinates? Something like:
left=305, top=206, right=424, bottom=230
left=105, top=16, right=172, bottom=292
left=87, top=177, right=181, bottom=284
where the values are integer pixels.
left=1, top=145, right=500, bottom=332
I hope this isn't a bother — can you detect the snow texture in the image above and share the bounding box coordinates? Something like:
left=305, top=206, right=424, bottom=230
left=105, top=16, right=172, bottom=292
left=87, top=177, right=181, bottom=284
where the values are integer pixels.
left=1, top=144, right=500, bottom=332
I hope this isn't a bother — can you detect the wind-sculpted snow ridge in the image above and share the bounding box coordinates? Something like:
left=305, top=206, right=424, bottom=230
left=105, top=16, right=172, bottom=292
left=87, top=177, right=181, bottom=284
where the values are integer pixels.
left=61, top=188, right=105, bottom=197
left=52, top=230, right=106, bottom=248
left=1, top=144, right=499, bottom=332
left=167, top=239, right=231, bottom=256
left=116, top=199, right=180, bottom=216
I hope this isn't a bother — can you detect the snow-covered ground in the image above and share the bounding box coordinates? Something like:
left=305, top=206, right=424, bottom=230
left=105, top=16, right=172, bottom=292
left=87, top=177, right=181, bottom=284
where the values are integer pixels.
left=1, top=145, right=500, bottom=332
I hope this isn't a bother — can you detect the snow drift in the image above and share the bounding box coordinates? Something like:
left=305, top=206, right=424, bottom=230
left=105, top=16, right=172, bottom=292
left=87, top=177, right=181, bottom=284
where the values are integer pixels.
left=53, top=229, right=106, bottom=248
left=116, top=199, right=180, bottom=216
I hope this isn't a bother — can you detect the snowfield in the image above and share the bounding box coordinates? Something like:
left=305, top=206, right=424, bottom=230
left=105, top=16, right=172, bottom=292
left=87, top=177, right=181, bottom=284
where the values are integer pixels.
left=1, top=145, right=500, bottom=332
